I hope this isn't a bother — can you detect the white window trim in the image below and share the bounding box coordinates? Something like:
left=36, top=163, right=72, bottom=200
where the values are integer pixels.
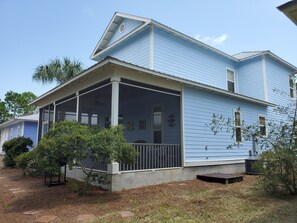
left=226, top=67, right=236, bottom=93
left=258, top=114, right=267, bottom=137
left=233, top=108, right=242, bottom=144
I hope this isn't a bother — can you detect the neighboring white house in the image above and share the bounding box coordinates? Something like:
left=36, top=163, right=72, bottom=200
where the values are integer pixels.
left=0, top=113, right=39, bottom=154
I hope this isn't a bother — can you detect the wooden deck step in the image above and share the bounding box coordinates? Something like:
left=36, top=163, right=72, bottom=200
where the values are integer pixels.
left=197, top=173, right=243, bottom=184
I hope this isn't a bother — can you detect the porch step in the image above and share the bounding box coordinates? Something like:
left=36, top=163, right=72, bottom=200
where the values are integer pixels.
left=197, top=173, right=243, bottom=184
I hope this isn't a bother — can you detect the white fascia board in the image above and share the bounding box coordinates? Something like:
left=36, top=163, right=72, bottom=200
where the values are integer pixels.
left=90, top=13, right=119, bottom=59
left=267, top=51, right=297, bottom=73
left=30, top=59, right=111, bottom=106
left=109, top=59, right=274, bottom=107
left=238, top=51, right=297, bottom=72
left=150, top=20, right=237, bottom=62
left=0, top=119, right=21, bottom=128
left=115, top=12, right=151, bottom=23
left=91, top=22, right=150, bottom=60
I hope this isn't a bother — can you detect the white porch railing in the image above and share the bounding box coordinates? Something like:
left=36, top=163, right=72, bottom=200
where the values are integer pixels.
left=120, top=143, right=182, bottom=171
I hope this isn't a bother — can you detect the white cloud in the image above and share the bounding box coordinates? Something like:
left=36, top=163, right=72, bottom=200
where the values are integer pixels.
left=194, top=33, right=230, bottom=46
left=82, top=8, right=94, bottom=17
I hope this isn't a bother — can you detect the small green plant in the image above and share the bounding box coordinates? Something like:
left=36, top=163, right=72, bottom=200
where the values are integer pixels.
left=67, top=182, right=79, bottom=193
left=2, top=137, right=33, bottom=168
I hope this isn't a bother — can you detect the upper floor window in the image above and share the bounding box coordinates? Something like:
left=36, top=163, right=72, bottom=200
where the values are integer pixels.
left=290, top=78, right=294, bottom=98
left=234, top=110, right=242, bottom=143
left=259, top=116, right=266, bottom=136
left=227, top=69, right=235, bottom=93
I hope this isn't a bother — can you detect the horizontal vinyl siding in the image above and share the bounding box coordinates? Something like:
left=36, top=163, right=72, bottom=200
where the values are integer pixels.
left=183, top=86, right=267, bottom=162
left=107, top=18, right=144, bottom=47
left=98, top=27, right=150, bottom=68
left=266, top=56, right=295, bottom=122
left=238, top=57, right=265, bottom=100
left=154, top=27, right=237, bottom=90
left=24, top=121, right=38, bottom=146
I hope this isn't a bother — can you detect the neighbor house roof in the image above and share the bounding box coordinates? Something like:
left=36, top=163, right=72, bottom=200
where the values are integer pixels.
left=0, top=113, right=39, bottom=128
left=31, top=57, right=274, bottom=108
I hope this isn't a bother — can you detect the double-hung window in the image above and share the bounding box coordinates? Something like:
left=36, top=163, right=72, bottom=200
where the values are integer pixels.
left=227, top=69, right=235, bottom=93
left=234, top=110, right=242, bottom=143
left=259, top=116, right=266, bottom=136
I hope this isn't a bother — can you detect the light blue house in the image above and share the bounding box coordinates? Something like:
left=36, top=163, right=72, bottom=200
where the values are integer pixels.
left=31, top=12, right=297, bottom=190
left=0, top=113, right=38, bottom=154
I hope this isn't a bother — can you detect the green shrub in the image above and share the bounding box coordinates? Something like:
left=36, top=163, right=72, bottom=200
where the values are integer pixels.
left=16, top=150, right=41, bottom=176
left=2, top=137, right=33, bottom=168
left=35, top=120, right=136, bottom=194
left=254, top=148, right=297, bottom=195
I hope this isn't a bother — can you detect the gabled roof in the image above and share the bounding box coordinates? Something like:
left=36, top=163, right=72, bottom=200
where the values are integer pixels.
left=90, top=12, right=237, bottom=62
left=31, top=57, right=274, bottom=108
left=234, top=50, right=297, bottom=72
left=0, top=113, right=39, bottom=128
left=90, top=12, right=151, bottom=59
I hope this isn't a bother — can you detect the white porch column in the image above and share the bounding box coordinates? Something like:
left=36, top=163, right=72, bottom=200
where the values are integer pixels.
left=108, top=76, right=121, bottom=174
left=110, top=76, right=120, bottom=127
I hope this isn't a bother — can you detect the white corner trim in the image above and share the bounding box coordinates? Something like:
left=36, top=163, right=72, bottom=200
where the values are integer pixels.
left=262, top=55, right=268, bottom=101
left=149, top=25, right=154, bottom=70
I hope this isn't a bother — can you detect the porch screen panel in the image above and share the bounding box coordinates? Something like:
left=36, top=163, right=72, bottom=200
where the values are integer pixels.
left=38, top=104, right=54, bottom=141
left=55, top=97, right=77, bottom=122
left=78, top=84, right=111, bottom=127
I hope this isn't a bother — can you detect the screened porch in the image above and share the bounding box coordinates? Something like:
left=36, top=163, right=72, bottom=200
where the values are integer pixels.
left=38, top=78, right=182, bottom=172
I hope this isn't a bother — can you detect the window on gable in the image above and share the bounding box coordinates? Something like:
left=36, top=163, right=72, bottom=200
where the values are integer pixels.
left=259, top=116, right=266, bottom=136
left=234, top=110, right=242, bottom=143
left=227, top=69, right=235, bottom=93
left=290, top=78, right=294, bottom=98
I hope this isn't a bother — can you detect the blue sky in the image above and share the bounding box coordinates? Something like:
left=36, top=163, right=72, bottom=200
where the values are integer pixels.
left=0, top=0, right=296, bottom=100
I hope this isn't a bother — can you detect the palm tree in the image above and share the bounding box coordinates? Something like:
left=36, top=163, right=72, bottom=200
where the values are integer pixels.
left=32, top=57, right=83, bottom=85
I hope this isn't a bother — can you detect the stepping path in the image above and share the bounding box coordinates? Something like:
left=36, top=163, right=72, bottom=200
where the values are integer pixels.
left=23, top=210, right=42, bottom=215
left=77, top=214, right=95, bottom=222
left=35, top=215, right=58, bottom=223
left=119, top=211, right=135, bottom=218
left=9, top=187, right=26, bottom=194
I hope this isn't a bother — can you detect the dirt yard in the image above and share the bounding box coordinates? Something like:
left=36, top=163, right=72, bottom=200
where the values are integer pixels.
left=1, top=158, right=297, bottom=223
